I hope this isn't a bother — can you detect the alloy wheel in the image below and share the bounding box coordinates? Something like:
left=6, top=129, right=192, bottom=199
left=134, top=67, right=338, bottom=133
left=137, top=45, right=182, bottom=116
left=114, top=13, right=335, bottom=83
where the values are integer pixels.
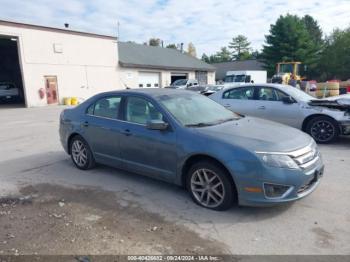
left=71, top=140, right=88, bottom=167
left=190, top=168, right=225, bottom=208
left=310, top=120, right=335, bottom=143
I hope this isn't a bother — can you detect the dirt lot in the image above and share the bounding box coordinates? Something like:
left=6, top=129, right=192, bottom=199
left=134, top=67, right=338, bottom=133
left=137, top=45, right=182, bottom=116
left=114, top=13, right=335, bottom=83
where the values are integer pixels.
left=0, top=106, right=349, bottom=255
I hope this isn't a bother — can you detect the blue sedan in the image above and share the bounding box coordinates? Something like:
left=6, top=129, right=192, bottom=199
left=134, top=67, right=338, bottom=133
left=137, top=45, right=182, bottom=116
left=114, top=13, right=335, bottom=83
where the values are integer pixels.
left=59, top=89, right=324, bottom=210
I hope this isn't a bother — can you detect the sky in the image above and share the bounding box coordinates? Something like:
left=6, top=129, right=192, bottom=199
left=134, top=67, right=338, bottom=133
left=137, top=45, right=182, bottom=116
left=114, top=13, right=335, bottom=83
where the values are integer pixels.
left=0, top=0, right=349, bottom=56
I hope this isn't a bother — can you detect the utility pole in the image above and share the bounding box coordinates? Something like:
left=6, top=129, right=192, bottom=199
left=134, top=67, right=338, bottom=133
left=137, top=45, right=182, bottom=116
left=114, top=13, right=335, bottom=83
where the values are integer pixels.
left=117, top=21, right=120, bottom=40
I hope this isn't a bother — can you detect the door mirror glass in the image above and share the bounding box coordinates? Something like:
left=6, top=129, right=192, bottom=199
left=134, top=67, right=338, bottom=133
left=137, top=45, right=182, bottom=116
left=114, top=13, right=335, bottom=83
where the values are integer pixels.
left=146, top=120, right=169, bottom=130
left=281, top=96, right=295, bottom=104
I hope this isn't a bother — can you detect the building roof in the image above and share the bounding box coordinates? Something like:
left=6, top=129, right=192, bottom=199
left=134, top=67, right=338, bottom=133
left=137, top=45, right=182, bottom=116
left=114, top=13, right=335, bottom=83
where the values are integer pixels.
left=213, top=60, right=264, bottom=80
left=118, top=42, right=215, bottom=71
left=0, top=19, right=117, bottom=40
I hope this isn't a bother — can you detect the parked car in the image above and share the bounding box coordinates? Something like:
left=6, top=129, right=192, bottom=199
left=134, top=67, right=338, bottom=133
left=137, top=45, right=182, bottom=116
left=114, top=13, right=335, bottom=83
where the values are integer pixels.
left=60, top=89, right=323, bottom=210
left=169, top=79, right=199, bottom=89
left=0, top=82, right=19, bottom=101
left=210, top=83, right=350, bottom=143
left=185, top=84, right=207, bottom=93
left=201, top=85, right=224, bottom=96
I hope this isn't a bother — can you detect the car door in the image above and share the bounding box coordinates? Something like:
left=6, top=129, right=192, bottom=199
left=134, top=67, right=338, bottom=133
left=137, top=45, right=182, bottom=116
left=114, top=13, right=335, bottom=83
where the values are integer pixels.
left=83, top=95, right=124, bottom=167
left=221, top=86, right=258, bottom=116
left=255, top=86, right=303, bottom=128
left=118, top=95, right=177, bottom=181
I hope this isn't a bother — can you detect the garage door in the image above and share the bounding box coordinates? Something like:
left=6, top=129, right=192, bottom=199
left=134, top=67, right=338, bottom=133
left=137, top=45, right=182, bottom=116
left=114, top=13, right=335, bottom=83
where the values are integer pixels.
left=138, top=72, right=160, bottom=88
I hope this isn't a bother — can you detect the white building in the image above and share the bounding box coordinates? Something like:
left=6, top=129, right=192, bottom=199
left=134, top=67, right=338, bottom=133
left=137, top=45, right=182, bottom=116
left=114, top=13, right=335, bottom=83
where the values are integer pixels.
left=0, top=20, right=119, bottom=107
left=118, top=42, right=216, bottom=89
left=0, top=20, right=215, bottom=107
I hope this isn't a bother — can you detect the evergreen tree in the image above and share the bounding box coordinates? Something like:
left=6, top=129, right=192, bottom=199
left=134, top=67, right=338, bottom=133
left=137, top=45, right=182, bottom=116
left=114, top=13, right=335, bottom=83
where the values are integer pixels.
left=166, top=44, right=177, bottom=49
left=302, top=15, right=323, bottom=46
left=216, top=47, right=232, bottom=62
left=318, top=27, right=350, bottom=81
left=261, top=14, right=319, bottom=76
left=201, top=53, right=210, bottom=63
left=228, top=35, right=252, bottom=60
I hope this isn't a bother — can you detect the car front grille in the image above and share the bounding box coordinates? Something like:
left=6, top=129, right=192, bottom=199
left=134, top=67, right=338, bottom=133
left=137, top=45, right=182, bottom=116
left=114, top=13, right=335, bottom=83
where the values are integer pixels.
left=288, top=142, right=321, bottom=173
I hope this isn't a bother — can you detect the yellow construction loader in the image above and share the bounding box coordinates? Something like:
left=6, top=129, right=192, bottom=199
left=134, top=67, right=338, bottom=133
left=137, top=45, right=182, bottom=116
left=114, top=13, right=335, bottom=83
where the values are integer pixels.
left=271, top=62, right=306, bottom=88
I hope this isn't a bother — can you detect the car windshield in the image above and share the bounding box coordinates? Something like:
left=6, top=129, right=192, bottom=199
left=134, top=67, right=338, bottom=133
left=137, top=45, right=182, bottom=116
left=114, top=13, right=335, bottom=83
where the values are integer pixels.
left=158, top=93, right=240, bottom=126
left=171, top=79, right=187, bottom=86
left=279, top=64, right=293, bottom=73
left=225, top=75, right=246, bottom=83
left=207, top=85, right=223, bottom=91
left=282, top=85, right=315, bottom=102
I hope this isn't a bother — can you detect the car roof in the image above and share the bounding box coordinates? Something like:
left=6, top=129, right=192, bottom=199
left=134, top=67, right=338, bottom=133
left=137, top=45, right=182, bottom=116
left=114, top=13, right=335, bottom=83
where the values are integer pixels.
left=223, top=83, right=292, bottom=91
left=96, top=88, right=194, bottom=98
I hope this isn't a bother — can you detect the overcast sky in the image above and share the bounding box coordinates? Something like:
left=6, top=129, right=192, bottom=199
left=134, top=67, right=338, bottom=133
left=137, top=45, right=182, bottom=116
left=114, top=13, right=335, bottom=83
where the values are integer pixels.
left=0, top=0, right=349, bottom=56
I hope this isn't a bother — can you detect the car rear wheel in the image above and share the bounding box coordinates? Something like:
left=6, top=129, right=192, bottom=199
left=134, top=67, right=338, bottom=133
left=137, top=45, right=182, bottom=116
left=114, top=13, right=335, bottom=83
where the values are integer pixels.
left=70, top=135, right=95, bottom=170
left=306, top=116, right=339, bottom=144
left=187, top=161, right=236, bottom=211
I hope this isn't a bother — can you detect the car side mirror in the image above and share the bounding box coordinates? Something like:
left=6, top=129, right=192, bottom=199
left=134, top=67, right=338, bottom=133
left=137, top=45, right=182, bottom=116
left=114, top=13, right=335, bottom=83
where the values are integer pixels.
left=281, top=96, right=295, bottom=104
left=146, top=120, right=169, bottom=130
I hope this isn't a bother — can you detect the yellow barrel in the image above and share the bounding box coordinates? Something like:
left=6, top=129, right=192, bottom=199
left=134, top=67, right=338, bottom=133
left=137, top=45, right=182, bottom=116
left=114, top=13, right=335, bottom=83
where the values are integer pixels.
left=64, top=97, right=72, bottom=105
left=316, top=89, right=327, bottom=98
left=316, top=82, right=340, bottom=98
left=329, top=89, right=339, bottom=96
left=71, top=97, right=79, bottom=105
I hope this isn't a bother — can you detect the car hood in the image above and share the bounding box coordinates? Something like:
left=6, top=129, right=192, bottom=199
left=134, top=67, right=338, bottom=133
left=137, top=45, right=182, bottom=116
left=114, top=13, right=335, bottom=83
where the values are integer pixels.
left=194, top=117, right=312, bottom=153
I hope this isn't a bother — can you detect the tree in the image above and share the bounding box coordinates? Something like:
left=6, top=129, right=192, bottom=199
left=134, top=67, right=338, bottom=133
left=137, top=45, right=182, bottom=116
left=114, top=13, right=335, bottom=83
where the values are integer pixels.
left=216, top=47, right=232, bottom=62
left=166, top=44, right=177, bottom=49
left=302, top=15, right=323, bottom=46
left=318, top=27, right=350, bottom=81
left=149, top=38, right=161, bottom=46
left=187, top=42, right=197, bottom=57
left=261, top=14, right=319, bottom=76
left=201, top=53, right=210, bottom=63
left=302, top=15, right=324, bottom=78
left=228, top=35, right=252, bottom=60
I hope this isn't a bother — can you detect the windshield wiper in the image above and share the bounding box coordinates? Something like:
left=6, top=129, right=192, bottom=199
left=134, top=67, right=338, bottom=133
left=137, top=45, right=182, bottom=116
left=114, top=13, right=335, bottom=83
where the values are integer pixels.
left=215, top=117, right=240, bottom=124
left=186, top=118, right=240, bottom=128
left=185, top=122, right=214, bottom=127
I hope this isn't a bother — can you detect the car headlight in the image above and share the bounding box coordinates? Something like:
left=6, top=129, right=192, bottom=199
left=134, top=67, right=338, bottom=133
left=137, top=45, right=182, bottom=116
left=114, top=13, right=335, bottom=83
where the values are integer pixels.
left=257, top=153, right=299, bottom=169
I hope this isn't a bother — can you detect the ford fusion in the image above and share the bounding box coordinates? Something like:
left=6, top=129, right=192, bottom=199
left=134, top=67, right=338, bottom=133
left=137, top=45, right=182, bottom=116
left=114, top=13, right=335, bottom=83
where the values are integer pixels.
left=59, top=89, right=324, bottom=210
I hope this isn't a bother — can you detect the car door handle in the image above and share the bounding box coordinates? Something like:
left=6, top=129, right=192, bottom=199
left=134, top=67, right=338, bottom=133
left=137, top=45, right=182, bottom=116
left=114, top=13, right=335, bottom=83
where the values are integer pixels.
left=82, top=121, right=89, bottom=127
left=258, top=106, right=266, bottom=110
left=121, top=129, right=132, bottom=136
left=224, top=104, right=231, bottom=108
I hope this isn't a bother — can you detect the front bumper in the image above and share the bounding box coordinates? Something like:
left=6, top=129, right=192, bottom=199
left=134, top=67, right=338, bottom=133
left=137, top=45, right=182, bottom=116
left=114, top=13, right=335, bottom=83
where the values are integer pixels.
left=339, top=120, right=350, bottom=135
left=235, top=145, right=324, bottom=207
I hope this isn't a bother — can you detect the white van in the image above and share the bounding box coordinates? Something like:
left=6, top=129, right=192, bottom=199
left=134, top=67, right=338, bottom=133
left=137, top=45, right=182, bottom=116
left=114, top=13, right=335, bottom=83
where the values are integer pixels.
left=224, top=70, right=267, bottom=86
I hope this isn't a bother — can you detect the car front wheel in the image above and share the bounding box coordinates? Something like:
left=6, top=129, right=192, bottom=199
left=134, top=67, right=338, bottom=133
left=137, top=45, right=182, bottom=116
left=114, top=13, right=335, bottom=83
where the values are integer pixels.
left=306, top=116, right=339, bottom=143
left=70, top=135, right=95, bottom=170
left=187, top=161, right=236, bottom=211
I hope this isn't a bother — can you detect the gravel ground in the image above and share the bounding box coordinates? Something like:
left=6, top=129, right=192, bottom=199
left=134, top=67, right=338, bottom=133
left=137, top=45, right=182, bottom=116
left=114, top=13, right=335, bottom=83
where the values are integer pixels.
left=0, top=105, right=349, bottom=255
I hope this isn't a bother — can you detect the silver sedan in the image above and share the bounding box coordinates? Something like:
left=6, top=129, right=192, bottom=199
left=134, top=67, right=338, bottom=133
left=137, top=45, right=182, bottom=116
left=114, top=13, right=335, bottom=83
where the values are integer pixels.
left=210, top=83, right=350, bottom=143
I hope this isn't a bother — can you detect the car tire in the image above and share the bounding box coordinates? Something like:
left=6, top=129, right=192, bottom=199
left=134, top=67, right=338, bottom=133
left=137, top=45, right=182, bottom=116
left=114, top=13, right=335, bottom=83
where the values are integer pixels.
left=186, top=161, right=236, bottom=211
left=70, top=135, right=95, bottom=170
left=306, top=116, right=339, bottom=144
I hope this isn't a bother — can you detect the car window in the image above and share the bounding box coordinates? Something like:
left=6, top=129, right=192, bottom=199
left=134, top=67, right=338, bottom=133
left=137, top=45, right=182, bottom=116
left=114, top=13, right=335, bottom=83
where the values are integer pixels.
left=275, top=89, right=290, bottom=101
left=258, top=87, right=289, bottom=102
left=258, top=87, right=279, bottom=101
left=223, top=87, right=255, bottom=100
left=89, top=96, right=121, bottom=119
left=125, top=97, right=163, bottom=125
